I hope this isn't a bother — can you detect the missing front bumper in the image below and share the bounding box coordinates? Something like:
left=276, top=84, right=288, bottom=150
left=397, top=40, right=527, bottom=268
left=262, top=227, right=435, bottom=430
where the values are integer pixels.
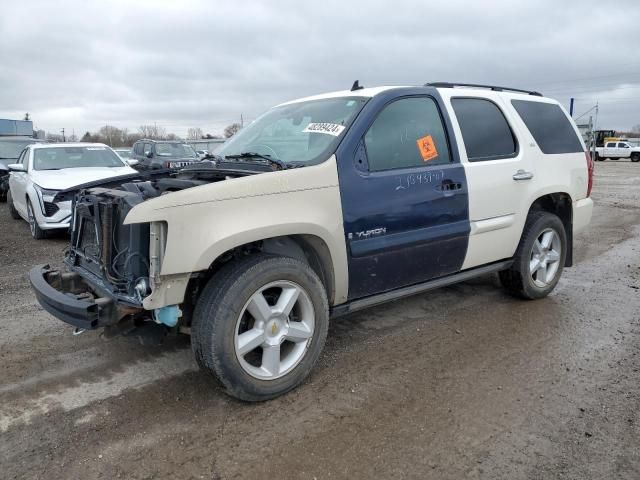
left=29, top=265, right=135, bottom=329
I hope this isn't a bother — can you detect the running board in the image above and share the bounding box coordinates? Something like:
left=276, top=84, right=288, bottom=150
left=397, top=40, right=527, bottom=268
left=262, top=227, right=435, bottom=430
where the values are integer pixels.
left=331, top=260, right=513, bottom=317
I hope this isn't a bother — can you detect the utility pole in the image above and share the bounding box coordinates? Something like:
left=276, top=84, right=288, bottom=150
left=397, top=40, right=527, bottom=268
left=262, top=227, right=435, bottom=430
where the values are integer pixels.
left=569, top=98, right=575, bottom=116
left=240, top=114, right=244, bottom=128
left=61, top=128, right=65, bottom=142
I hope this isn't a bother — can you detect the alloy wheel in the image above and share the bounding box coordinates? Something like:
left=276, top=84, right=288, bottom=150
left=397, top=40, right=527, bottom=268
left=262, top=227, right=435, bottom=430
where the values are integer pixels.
left=234, top=280, right=315, bottom=380
left=529, top=228, right=561, bottom=287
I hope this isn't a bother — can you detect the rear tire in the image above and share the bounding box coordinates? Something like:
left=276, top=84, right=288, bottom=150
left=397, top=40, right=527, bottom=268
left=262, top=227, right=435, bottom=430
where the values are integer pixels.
left=500, top=211, right=567, bottom=300
left=192, top=254, right=329, bottom=401
left=594, top=152, right=601, bottom=161
left=7, top=190, right=20, bottom=219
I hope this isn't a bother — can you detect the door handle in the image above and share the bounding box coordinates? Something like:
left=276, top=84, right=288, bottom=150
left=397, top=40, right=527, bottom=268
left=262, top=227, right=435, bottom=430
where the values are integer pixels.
left=437, top=180, right=463, bottom=192
left=513, top=169, right=534, bottom=181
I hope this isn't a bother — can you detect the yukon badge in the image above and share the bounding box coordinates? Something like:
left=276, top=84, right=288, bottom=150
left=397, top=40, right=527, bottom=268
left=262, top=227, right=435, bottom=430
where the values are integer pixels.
left=348, top=227, right=387, bottom=240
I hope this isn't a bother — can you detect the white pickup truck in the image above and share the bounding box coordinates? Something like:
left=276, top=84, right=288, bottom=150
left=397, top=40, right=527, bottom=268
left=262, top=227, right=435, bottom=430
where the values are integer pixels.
left=595, top=141, right=640, bottom=162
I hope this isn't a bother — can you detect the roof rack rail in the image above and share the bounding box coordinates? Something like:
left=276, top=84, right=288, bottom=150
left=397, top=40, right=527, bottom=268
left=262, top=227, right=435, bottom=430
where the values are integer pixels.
left=425, top=82, right=542, bottom=97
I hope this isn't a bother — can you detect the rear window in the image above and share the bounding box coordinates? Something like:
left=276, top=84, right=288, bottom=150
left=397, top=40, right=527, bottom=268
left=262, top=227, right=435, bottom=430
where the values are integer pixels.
left=511, top=100, right=583, bottom=154
left=451, top=98, right=517, bottom=161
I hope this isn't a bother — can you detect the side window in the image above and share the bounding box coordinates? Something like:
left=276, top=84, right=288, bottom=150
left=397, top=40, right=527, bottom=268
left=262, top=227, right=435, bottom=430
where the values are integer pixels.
left=511, top=100, right=583, bottom=154
left=143, top=143, right=152, bottom=156
left=364, top=97, right=451, bottom=172
left=133, top=143, right=142, bottom=155
left=451, top=98, right=517, bottom=161
left=606, top=142, right=616, bottom=148
left=618, top=142, right=629, bottom=148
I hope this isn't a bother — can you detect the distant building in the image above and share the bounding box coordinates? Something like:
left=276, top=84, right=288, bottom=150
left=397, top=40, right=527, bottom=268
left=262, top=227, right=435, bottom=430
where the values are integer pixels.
left=0, top=118, right=33, bottom=137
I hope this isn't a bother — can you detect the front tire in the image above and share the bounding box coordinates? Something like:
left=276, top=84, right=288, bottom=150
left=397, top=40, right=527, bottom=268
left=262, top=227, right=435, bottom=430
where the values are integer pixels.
left=27, top=199, right=46, bottom=239
left=192, top=254, right=329, bottom=401
left=631, top=153, right=640, bottom=162
left=500, top=211, right=567, bottom=299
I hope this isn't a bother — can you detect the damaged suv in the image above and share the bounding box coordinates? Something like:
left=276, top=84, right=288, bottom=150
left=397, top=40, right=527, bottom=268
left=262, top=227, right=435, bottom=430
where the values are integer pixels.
left=30, top=82, right=594, bottom=401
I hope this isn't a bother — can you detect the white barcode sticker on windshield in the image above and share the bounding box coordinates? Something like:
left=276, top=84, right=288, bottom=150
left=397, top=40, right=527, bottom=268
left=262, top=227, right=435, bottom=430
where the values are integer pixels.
left=303, top=123, right=345, bottom=136
left=86, top=147, right=106, bottom=150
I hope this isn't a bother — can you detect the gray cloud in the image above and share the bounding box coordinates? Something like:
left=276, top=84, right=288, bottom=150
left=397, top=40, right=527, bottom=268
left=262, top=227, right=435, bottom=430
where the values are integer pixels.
left=1, top=0, right=639, bottom=136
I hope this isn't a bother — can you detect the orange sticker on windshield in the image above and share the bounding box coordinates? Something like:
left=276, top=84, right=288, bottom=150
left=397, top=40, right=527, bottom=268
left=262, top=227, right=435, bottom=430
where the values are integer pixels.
left=416, top=135, right=438, bottom=162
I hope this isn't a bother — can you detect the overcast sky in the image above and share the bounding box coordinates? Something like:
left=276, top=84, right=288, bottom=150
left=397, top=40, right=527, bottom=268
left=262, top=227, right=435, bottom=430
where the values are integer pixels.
left=1, top=0, right=639, bottom=137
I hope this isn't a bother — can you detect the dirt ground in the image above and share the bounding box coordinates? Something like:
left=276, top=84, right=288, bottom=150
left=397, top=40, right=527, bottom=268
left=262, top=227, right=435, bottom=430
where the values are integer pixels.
left=1, top=161, right=639, bottom=480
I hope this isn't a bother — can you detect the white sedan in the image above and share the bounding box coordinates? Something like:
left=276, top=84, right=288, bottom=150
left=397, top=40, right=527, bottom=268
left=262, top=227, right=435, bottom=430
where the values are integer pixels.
left=7, top=143, right=138, bottom=239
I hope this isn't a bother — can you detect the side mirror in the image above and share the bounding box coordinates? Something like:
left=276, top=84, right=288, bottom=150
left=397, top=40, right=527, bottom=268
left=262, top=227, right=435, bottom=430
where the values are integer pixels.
left=126, top=159, right=139, bottom=166
left=7, top=163, right=26, bottom=172
left=145, top=151, right=153, bottom=158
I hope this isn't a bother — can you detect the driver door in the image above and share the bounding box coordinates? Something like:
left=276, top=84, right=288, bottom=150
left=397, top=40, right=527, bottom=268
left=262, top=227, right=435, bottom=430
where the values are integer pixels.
left=338, top=96, right=470, bottom=299
left=8, top=148, right=29, bottom=217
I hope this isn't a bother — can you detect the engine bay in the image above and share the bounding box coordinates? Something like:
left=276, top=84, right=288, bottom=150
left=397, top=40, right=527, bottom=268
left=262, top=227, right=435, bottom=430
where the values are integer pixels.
left=63, top=160, right=274, bottom=308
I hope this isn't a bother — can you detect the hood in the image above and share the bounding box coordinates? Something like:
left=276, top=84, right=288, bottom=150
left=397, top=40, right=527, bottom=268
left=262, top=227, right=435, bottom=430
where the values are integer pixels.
left=30, top=166, right=138, bottom=190
left=124, top=156, right=338, bottom=225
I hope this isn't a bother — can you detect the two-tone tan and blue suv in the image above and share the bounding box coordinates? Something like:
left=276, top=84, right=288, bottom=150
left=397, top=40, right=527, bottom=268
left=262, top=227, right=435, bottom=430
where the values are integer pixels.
left=30, top=82, right=594, bottom=401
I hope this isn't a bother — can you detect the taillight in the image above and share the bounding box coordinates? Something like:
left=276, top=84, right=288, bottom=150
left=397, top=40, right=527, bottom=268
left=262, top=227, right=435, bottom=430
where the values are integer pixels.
left=585, top=150, right=594, bottom=197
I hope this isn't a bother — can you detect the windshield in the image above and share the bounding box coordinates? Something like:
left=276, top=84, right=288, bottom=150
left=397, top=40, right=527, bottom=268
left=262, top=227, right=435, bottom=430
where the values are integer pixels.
left=217, top=97, right=368, bottom=165
left=33, top=146, right=126, bottom=170
left=155, top=143, right=197, bottom=158
left=115, top=149, right=131, bottom=158
left=0, top=139, right=37, bottom=159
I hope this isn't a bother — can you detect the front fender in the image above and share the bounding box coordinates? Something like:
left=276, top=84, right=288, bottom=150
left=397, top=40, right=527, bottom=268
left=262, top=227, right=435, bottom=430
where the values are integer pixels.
left=125, top=156, right=350, bottom=304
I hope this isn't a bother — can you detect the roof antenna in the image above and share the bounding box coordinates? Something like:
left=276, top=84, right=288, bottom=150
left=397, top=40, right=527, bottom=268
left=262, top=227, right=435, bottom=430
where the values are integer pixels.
left=351, top=80, right=364, bottom=91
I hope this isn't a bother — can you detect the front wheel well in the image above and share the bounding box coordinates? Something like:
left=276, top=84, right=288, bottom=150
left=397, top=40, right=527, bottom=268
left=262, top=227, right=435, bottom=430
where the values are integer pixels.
left=181, top=234, right=336, bottom=326
left=527, top=193, right=573, bottom=267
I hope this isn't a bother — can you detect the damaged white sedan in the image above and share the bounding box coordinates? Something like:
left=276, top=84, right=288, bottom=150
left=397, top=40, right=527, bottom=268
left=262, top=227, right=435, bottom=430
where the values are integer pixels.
left=7, top=143, right=137, bottom=239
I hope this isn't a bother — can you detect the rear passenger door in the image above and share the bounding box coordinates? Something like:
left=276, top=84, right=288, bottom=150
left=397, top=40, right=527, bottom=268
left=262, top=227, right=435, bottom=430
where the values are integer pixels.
left=446, top=95, right=535, bottom=270
left=603, top=142, right=617, bottom=158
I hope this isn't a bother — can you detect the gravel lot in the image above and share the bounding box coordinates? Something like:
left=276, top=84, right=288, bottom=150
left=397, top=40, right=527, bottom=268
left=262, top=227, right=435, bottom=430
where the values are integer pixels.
left=1, top=161, right=639, bottom=479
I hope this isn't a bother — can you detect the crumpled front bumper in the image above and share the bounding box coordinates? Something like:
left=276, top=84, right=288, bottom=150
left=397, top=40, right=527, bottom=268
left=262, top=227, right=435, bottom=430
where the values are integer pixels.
left=29, top=265, right=118, bottom=329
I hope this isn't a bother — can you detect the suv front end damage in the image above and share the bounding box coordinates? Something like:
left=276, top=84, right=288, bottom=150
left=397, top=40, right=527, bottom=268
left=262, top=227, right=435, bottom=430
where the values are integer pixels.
left=30, top=185, right=154, bottom=329
left=29, top=161, right=268, bottom=332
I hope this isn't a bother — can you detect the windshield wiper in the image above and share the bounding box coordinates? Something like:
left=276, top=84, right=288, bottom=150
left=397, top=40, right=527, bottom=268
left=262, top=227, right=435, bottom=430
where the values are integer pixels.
left=224, top=152, right=291, bottom=170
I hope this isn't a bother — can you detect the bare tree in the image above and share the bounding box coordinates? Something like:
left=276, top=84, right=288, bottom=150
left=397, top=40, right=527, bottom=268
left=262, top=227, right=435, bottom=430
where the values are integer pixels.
left=139, top=124, right=167, bottom=140
left=46, top=132, right=64, bottom=143
left=224, top=123, right=242, bottom=138
left=187, top=127, right=203, bottom=140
